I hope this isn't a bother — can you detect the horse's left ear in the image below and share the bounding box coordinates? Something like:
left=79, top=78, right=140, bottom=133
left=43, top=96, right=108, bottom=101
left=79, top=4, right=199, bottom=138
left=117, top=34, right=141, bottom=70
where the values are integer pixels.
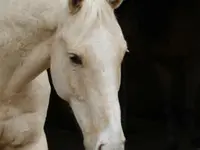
left=68, top=0, right=84, bottom=14
left=107, top=0, right=123, bottom=9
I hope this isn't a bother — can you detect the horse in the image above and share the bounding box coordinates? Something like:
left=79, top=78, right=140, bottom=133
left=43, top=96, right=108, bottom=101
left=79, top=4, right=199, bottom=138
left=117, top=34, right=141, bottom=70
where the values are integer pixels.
left=0, top=0, right=128, bottom=149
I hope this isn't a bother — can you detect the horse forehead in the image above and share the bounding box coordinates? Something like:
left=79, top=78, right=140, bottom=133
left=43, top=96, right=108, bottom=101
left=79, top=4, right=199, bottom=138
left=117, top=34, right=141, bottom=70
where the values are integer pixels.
left=77, top=32, right=125, bottom=63
left=85, top=26, right=123, bottom=44
left=82, top=45, right=123, bottom=65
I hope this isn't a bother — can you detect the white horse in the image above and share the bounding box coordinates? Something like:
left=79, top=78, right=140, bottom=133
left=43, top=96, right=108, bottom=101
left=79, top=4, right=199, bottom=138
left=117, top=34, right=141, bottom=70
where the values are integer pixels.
left=0, top=0, right=128, bottom=149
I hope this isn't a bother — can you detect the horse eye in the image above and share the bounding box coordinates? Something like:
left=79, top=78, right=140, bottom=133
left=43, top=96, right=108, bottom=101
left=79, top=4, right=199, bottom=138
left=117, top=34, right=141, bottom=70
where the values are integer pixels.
left=69, top=53, right=82, bottom=65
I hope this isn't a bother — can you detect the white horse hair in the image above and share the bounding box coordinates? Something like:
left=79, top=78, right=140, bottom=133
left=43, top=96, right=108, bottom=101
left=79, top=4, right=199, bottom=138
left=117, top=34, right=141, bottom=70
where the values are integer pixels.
left=0, top=0, right=127, bottom=150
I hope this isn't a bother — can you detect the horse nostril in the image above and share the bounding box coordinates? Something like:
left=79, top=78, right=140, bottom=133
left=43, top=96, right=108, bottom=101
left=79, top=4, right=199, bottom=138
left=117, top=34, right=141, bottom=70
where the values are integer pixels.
left=98, top=143, right=105, bottom=150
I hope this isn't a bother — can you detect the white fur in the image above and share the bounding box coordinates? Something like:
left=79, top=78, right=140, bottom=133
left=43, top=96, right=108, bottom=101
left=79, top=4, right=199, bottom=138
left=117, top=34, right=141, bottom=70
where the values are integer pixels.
left=0, top=0, right=127, bottom=149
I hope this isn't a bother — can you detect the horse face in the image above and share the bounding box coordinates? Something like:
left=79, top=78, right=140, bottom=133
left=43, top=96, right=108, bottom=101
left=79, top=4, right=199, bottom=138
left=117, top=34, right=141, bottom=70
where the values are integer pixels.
left=50, top=0, right=127, bottom=149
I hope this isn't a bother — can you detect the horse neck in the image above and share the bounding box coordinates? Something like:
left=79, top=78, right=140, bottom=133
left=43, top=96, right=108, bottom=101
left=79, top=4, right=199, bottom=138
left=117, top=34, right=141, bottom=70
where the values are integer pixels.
left=0, top=0, right=61, bottom=94
left=0, top=25, right=53, bottom=89
left=1, top=40, right=52, bottom=101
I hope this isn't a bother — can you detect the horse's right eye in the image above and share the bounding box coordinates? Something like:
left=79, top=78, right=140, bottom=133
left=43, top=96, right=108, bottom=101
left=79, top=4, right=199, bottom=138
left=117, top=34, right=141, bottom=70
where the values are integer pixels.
left=69, top=53, right=83, bottom=65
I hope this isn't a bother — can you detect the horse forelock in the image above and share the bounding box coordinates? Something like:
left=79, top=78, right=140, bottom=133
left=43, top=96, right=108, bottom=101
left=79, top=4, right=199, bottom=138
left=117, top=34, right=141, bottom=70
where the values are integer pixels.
left=60, top=0, right=124, bottom=48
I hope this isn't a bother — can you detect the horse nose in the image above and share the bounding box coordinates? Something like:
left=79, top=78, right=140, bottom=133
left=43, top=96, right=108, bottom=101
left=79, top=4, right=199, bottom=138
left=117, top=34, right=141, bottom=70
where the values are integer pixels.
left=97, top=140, right=125, bottom=150
left=96, top=132, right=125, bottom=150
left=84, top=129, right=125, bottom=150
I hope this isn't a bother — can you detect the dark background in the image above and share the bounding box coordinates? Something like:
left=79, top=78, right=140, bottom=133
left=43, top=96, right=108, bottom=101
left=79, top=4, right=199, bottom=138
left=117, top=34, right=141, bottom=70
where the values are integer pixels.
left=44, top=0, right=200, bottom=149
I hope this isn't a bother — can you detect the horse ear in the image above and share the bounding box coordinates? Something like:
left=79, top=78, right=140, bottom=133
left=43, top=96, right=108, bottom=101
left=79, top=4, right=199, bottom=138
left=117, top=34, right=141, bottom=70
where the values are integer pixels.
left=68, top=0, right=84, bottom=14
left=107, top=0, right=123, bottom=9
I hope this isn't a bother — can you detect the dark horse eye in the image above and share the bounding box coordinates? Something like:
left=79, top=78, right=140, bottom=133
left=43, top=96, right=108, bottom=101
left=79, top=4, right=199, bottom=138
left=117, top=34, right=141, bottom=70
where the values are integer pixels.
left=69, top=53, right=82, bottom=65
